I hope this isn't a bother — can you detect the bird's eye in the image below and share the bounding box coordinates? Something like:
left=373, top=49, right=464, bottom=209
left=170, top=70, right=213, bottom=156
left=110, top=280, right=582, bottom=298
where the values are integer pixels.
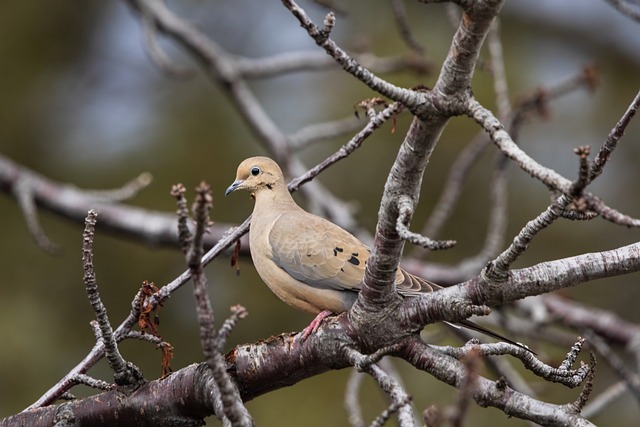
left=250, top=167, right=261, bottom=176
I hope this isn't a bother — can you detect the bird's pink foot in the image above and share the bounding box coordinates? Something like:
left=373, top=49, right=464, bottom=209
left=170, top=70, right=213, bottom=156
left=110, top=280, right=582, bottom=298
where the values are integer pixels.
left=300, top=310, right=333, bottom=340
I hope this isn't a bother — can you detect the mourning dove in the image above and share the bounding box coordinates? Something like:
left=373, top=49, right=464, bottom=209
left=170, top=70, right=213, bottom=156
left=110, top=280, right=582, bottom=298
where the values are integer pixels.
left=226, top=156, right=530, bottom=350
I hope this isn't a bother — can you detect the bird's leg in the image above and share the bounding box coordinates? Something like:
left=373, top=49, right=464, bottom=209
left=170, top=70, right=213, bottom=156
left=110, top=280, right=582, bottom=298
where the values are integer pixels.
left=300, top=309, right=333, bottom=340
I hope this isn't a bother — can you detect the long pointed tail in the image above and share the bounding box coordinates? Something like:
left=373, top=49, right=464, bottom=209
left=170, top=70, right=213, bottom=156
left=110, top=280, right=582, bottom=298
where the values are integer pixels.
left=448, top=319, right=536, bottom=355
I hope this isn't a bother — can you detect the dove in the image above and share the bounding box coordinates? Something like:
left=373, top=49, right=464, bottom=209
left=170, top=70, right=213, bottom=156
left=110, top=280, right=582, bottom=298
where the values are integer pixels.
left=226, top=156, right=531, bottom=350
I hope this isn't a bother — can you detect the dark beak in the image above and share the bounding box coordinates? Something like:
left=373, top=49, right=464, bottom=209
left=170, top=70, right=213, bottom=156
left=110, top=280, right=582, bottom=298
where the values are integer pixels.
left=225, top=180, right=243, bottom=196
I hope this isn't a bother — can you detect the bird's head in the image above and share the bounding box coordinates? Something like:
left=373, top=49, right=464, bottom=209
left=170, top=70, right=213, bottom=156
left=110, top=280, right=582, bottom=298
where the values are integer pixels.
left=225, top=156, right=284, bottom=197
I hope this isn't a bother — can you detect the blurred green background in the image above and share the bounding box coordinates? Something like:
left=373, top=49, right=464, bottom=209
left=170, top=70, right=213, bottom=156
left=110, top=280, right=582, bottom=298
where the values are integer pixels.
left=1, top=0, right=639, bottom=425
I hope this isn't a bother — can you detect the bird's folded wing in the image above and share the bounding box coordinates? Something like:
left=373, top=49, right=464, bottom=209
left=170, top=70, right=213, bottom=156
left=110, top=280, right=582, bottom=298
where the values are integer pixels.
left=268, top=211, right=369, bottom=292
left=396, top=268, right=440, bottom=295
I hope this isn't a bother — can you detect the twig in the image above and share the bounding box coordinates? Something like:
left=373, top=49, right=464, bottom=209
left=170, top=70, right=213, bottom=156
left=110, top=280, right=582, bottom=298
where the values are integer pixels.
left=216, top=305, right=249, bottom=353
left=542, top=295, right=640, bottom=347
left=281, top=0, right=420, bottom=108
left=484, top=196, right=569, bottom=281
left=126, top=330, right=174, bottom=377
left=170, top=183, right=191, bottom=255
left=345, top=370, right=366, bottom=427
left=177, top=183, right=253, bottom=426
left=589, top=89, right=640, bottom=182
left=369, top=395, right=413, bottom=427
left=141, top=7, right=194, bottom=78
left=581, top=380, right=627, bottom=418
left=81, top=172, right=154, bottom=202
left=234, top=50, right=431, bottom=79
left=487, top=19, right=511, bottom=120
left=446, top=325, right=537, bottom=396
left=14, top=176, right=60, bottom=254
left=82, top=210, right=144, bottom=387
left=403, top=337, right=596, bottom=426
left=352, top=343, right=405, bottom=372
left=466, top=97, right=574, bottom=193
left=289, top=116, right=362, bottom=149
left=390, top=0, right=425, bottom=54
left=568, top=352, right=597, bottom=414
left=431, top=337, right=590, bottom=387
left=451, top=153, right=509, bottom=277
left=419, top=132, right=492, bottom=242
left=603, top=0, right=640, bottom=23
left=344, top=348, right=415, bottom=427
left=448, top=347, right=481, bottom=427
left=420, top=67, right=598, bottom=250
left=288, top=99, right=402, bottom=228
left=584, top=330, right=640, bottom=402
left=587, top=194, right=640, bottom=227
left=396, top=195, right=456, bottom=250
left=570, top=146, right=592, bottom=197
left=72, top=374, right=115, bottom=392
left=288, top=102, right=404, bottom=191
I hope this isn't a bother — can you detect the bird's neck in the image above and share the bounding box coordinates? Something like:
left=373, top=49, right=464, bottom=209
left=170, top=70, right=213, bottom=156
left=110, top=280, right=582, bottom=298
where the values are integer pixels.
left=253, top=184, right=299, bottom=212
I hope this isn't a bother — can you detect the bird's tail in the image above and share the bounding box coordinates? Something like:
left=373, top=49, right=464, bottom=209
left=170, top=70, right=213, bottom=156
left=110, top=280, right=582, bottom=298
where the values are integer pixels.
left=447, top=319, right=536, bottom=355
left=398, top=268, right=535, bottom=354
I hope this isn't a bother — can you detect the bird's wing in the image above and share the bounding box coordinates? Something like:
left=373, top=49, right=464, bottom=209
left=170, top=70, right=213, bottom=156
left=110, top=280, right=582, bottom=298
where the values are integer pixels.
left=396, top=267, right=440, bottom=295
left=268, top=211, right=369, bottom=292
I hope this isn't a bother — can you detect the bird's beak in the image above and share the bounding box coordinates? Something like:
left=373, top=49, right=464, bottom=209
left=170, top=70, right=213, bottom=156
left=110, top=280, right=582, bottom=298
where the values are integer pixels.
left=225, top=179, right=244, bottom=196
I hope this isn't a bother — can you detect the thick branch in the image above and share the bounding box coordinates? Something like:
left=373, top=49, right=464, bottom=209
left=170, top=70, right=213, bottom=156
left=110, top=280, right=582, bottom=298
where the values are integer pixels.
left=402, top=242, right=640, bottom=330
left=402, top=339, right=595, bottom=427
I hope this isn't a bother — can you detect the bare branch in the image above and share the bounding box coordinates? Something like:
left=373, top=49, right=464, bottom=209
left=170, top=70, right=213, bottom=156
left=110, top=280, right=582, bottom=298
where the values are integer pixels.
left=82, top=210, right=144, bottom=387
left=589, top=89, right=640, bottom=182
left=582, top=380, right=627, bottom=418
left=420, top=67, right=598, bottom=251
left=396, top=195, right=456, bottom=250
left=289, top=116, right=362, bottom=149
left=170, top=183, right=191, bottom=256
left=543, top=295, right=640, bottom=347
left=76, top=172, right=154, bottom=202
left=432, top=338, right=589, bottom=387
left=584, top=330, right=640, bottom=402
left=419, top=132, right=492, bottom=242
left=14, top=176, right=60, bottom=254
left=390, top=0, right=426, bottom=54
left=344, top=348, right=415, bottom=427
left=72, top=374, right=115, bottom=392
left=603, top=0, right=640, bottom=22
left=176, top=183, right=253, bottom=426
left=485, top=196, right=569, bottom=281
left=288, top=102, right=404, bottom=192
left=450, top=153, right=509, bottom=276
left=345, top=370, right=366, bottom=427
left=281, top=0, right=422, bottom=108
left=568, top=352, right=597, bottom=414
left=216, top=305, right=249, bottom=354
left=141, top=7, right=195, bottom=78
left=466, top=97, right=573, bottom=193
left=403, top=338, right=596, bottom=426
left=487, top=21, right=511, bottom=117
left=448, top=347, right=481, bottom=427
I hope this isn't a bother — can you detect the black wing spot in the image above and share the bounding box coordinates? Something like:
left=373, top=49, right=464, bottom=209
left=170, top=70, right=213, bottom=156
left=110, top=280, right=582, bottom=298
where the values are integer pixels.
left=348, top=256, right=360, bottom=266
left=340, top=268, right=345, bottom=272
left=333, top=247, right=344, bottom=257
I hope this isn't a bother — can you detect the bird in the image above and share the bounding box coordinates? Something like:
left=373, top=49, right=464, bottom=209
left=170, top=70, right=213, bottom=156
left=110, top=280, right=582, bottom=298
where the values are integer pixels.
left=226, top=156, right=531, bottom=351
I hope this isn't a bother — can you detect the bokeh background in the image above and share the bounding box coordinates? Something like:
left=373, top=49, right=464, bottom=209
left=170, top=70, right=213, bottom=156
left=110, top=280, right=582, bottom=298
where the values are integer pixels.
left=1, top=0, right=639, bottom=425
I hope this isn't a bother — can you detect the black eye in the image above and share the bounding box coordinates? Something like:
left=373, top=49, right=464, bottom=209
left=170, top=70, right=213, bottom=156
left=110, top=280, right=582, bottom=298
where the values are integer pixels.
left=250, top=167, right=261, bottom=176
